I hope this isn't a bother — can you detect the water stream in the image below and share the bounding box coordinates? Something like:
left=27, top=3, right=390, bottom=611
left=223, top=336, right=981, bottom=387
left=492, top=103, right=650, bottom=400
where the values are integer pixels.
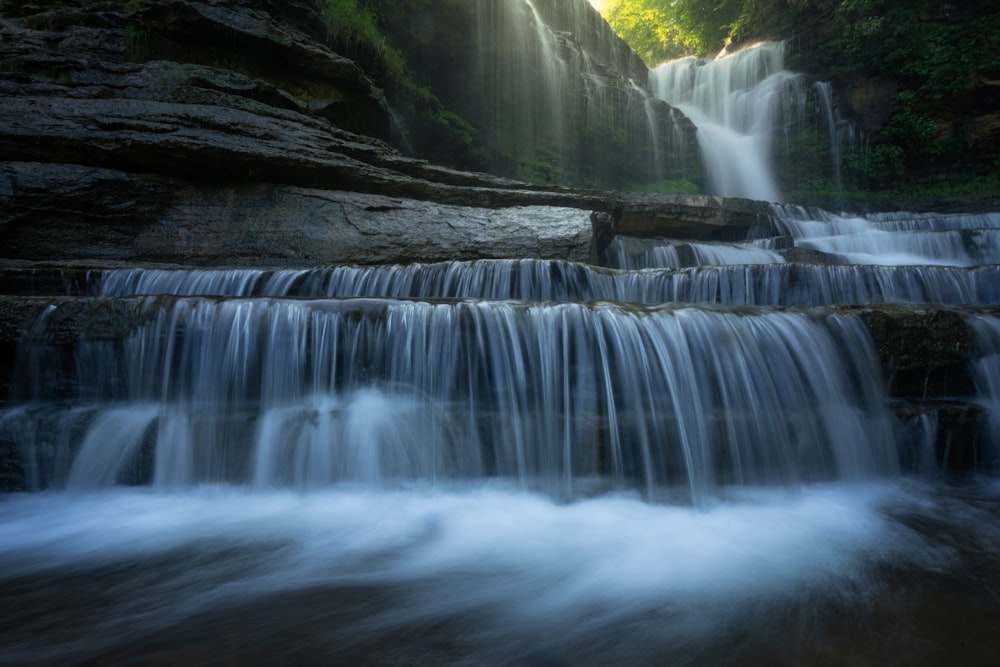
left=2, top=30, right=999, bottom=667
left=3, top=198, right=1000, bottom=663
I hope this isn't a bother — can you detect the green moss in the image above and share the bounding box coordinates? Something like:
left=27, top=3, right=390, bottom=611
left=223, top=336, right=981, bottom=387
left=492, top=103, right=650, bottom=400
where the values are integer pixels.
left=317, top=0, right=405, bottom=79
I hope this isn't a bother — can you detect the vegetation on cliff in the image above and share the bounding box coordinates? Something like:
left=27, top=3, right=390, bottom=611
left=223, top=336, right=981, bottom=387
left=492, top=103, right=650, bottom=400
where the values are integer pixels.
left=602, top=0, right=1000, bottom=205
left=317, top=0, right=483, bottom=169
left=602, top=0, right=748, bottom=62
left=820, top=0, right=1000, bottom=197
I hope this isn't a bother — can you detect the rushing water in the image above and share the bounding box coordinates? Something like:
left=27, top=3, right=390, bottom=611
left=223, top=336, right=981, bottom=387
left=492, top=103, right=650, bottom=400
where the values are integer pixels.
left=651, top=43, right=792, bottom=200
left=3, top=30, right=1000, bottom=664
left=650, top=42, right=847, bottom=202
left=4, top=299, right=897, bottom=501
left=2, top=480, right=998, bottom=666
left=3, top=205, right=1000, bottom=664
left=466, top=0, right=688, bottom=186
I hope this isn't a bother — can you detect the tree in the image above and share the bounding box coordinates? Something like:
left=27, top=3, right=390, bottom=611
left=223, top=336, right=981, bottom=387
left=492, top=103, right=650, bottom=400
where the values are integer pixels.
left=602, top=0, right=750, bottom=64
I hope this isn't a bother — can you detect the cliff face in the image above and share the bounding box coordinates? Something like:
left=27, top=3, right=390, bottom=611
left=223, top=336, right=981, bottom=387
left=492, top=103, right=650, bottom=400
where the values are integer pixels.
left=0, top=0, right=741, bottom=265
left=0, top=0, right=583, bottom=264
left=377, top=0, right=700, bottom=189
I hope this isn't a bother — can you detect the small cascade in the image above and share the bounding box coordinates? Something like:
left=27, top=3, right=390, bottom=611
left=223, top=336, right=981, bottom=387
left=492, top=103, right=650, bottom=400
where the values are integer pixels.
left=603, top=237, right=785, bottom=270
left=91, top=260, right=1000, bottom=307
left=3, top=201, right=1000, bottom=663
left=773, top=205, right=1000, bottom=267
left=970, top=315, right=1000, bottom=463
left=2, top=4, right=1000, bottom=662
left=813, top=81, right=843, bottom=196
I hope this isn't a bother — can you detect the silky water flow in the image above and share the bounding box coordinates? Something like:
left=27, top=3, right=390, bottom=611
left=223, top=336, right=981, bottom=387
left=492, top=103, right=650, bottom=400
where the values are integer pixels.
left=2, top=35, right=1000, bottom=667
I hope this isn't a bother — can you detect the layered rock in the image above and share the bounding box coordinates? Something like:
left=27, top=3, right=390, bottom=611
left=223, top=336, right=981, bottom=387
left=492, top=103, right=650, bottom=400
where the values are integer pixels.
left=378, top=0, right=700, bottom=188
left=0, top=0, right=713, bottom=265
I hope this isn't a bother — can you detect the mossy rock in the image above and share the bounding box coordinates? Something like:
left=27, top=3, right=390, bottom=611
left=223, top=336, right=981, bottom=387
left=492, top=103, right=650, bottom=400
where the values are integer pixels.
left=859, top=307, right=975, bottom=399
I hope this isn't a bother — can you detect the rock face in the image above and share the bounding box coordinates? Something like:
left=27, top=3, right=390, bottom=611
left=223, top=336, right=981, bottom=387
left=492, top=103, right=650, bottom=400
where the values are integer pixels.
left=378, top=0, right=700, bottom=188
left=1, top=162, right=603, bottom=264
left=614, top=195, right=777, bottom=241
left=0, top=0, right=607, bottom=264
left=0, top=0, right=727, bottom=265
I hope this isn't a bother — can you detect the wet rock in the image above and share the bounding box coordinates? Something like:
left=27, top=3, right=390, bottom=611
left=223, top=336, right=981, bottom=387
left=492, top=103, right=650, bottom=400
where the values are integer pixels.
left=858, top=306, right=977, bottom=399
left=615, top=195, right=779, bottom=241
left=893, top=401, right=995, bottom=473
left=0, top=438, right=25, bottom=493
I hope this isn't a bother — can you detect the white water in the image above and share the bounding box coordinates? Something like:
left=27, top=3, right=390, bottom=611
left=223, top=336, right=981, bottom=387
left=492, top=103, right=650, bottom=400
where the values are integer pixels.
left=2, top=300, right=899, bottom=503
left=95, top=259, right=1000, bottom=307
left=651, top=43, right=797, bottom=200
left=2, top=480, right=995, bottom=666
left=971, top=315, right=1000, bottom=450
left=6, top=216, right=1000, bottom=664
left=472, top=0, right=677, bottom=185
left=774, top=205, right=1000, bottom=267
left=603, top=237, right=785, bottom=270
left=2, top=14, right=1000, bottom=666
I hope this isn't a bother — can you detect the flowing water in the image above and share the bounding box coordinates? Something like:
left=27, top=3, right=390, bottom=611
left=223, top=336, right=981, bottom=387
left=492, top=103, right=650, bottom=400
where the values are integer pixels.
left=2, top=31, right=1000, bottom=667
left=3, top=201, right=1000, bottom=665
left=651, top=43, right=791, bottom=200
left=468, top=0, right=688, bottom=186
left=650, top=42, right=845, bottom=202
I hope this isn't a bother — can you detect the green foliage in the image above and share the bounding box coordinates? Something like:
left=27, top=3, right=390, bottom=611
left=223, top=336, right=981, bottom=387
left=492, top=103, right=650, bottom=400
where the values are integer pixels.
left=603, top=1, right=686, bottom=63
left=317, top=0, right=481, bottom=169
left=512, top=146, right=562, bottom=185
left=832, top=0, right=998, bottom=98
left=820, top=0, right=1000, bottom=193
left=391, top=78, right=482, bottom=166
left=601, top=0, right=754, bottom=62
left=318, top=0, right=406, bottom=78
left=846, top=143, right=905, bottom=189
left=883, top=91, right=942, bottom=160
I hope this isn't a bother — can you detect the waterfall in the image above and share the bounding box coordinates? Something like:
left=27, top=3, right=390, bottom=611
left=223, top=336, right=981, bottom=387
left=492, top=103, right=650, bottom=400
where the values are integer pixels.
left=773, top=205, right=1000, bottom=267
left=3, top=1, right=1000, bottom=661
left=89, top=260, right=1000, bottom=307
left=3, top=201, right=1000, bottom=663
left=5, top=298, right=897, bottom=503
left=465, top=0, right=688, bottom=186
left=650, top=42, right=842, bottom=201
left=813, top=81, right=843, bottom=196
left=971, top=315, right=1000, bottom=457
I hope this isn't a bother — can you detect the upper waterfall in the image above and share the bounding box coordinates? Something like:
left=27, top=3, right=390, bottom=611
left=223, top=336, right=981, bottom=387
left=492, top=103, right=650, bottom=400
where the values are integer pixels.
left=650, top=42, right=837, bottom=202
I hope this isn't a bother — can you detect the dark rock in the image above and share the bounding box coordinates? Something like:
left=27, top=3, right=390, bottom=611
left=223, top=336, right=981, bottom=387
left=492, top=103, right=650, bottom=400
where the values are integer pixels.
left=0, top=165, right=597, bottom=264
left=375, top=0, right=699, bottom=187
left=615, top=195, right=779, bottom=241
left=894, top=401, right=996, bottom=473
left=0, top=437, right=25, bottom=493
left=858, top=307, right=977, bottom=399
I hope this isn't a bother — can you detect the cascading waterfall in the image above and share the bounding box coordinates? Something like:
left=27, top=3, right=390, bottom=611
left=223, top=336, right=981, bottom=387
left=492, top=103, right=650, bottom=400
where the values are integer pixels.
left=970, top=315, right=1000, bottom=452
left=650, top=42, right=843, bottom=201
left=4, top=204, right=1000, bottom=663
left=5, top=298, right=897, bottom=502
left=2, top=14, right=1000, bottom=666
left=91, top=260, right=1000, bottom=307
left=772, top=205, right=1000, bottom=267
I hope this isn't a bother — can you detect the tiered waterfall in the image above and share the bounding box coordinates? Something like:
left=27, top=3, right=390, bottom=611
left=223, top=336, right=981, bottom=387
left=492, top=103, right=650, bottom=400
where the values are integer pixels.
left=1, top=34, right=999, bottom=667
